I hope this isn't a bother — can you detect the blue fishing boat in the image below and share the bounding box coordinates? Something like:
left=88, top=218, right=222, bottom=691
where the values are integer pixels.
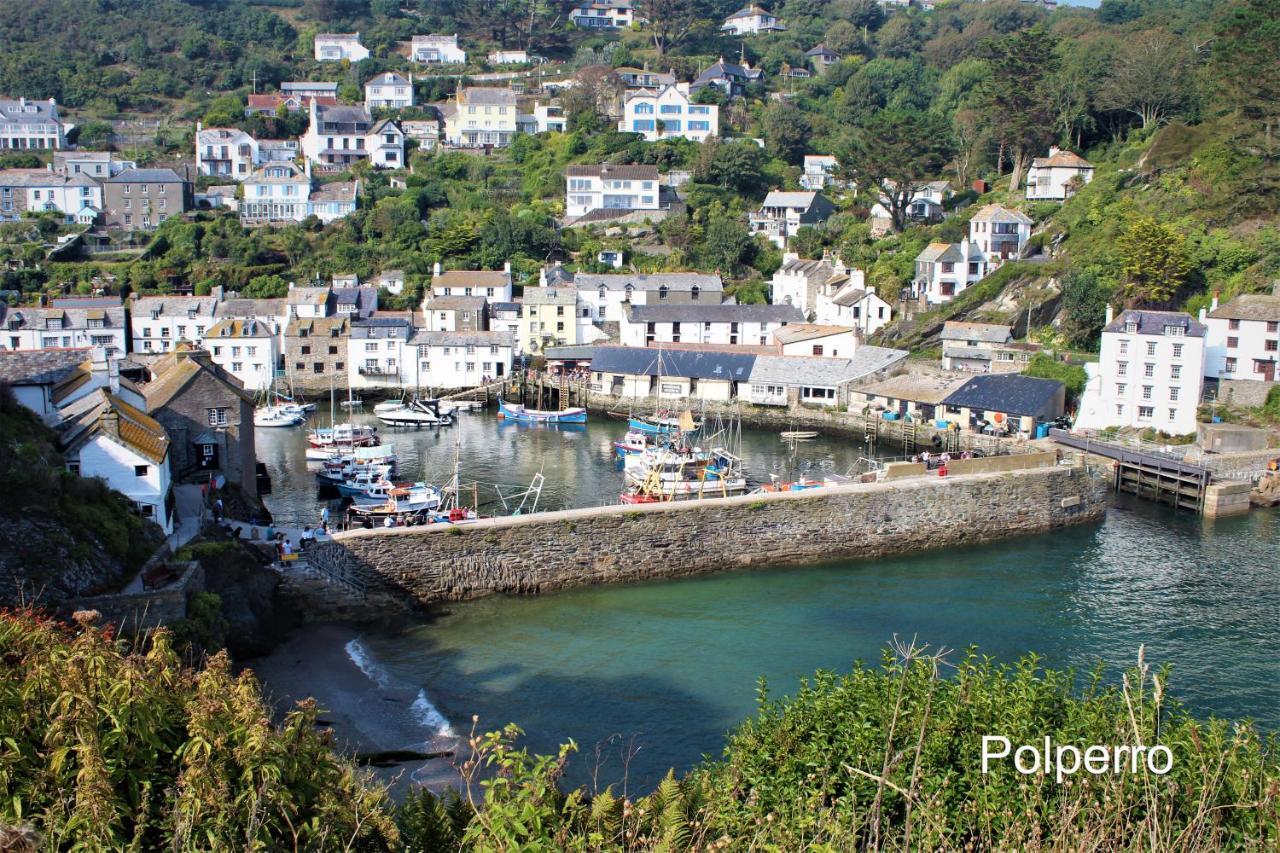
left=497, top=398, right=588, bottom=424
left=629, top=412, right=702, bottom=434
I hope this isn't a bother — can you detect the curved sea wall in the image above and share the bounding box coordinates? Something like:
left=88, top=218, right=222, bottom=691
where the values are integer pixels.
left=305, top=463, right=1111, bottom=606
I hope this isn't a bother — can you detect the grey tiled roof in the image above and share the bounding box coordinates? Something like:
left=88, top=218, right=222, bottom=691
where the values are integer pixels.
left=0, top=348, right=90, bottom=385
left=574, top=272, right=722, bottom=293
left=940, top=322, right=1012, bottom=344
left=1104, top=309, right=1206, bottom=338
left=409, top=330, right=513, bottom=347
left=750, top=347, right=907, bottom=387
left=105, top=168, right=186, bottom=184
left=625, top=303, right=803, bottom=323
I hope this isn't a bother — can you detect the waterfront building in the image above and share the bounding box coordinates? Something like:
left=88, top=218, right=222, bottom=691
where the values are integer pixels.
left=619, top=84, right=719, bottom=142
left=130, top=295, right=218, bottom=355
left=772, top=324, right=858, bottom=358
left=283, top=315, right=352, bottom=387
left=520, top=287, right=579, bottom=354
left=0, top=297, right=127, bottom=358
left=747, top=349, right=907, bottom=408
left=410, top=330, right=514, bottom=388
left=619, top=303, right=803, bottom=348
left=214, top=298, right=287, bottom=353
left=349, top=315, right=413, bottom=390
left=141, top=347, right=258, bottom=496
left=424, top=296, right=489, bottom=332
left=1201, top=287, right=1280, bottom=382
left=201, top=318, right=279, bottom=391
left=939, top=322, right=1015, bottom=372
left=1074, top=307, right=1206, bottom=436
left=940, top=373, right=1066, bottom=435
left=489, top=301, right=522, bottom=343
left=574, top=271, right=723, bottom=324
left=59, top=388, right=173, bottom=534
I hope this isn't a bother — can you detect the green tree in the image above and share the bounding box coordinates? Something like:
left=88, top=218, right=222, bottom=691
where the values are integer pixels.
left=1098, top=28, right=1192, bottom=131
left=841, top=108, right=955, bottom=233
left=1024, top=352, right=1089, bottom=403
left=760, top=103, right=811, bottom=165
left=1212, top=0, right=1280, bottom=153
left=702, top=213, right=754, bottom=274
left=1116, top=215, right=1193, bottom=306
left=1057, top=269, right=1112, bottom=350
left=693, top=138, right=765, bottom=194
left=243, top=273, right=289, bottom=298
left=981, top=27, right=1059, bottom=190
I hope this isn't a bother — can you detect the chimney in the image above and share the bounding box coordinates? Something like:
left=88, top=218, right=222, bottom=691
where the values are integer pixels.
left=211, top=284, right=225, bottom=302
left=99, top=405, right=120, bottom=439
left=108, top=357, right=120, bottom=395
left=503, top=261, right=511, bottom=275
left=783, top=250, right=799, bottom=264
left=1049, top=145, right=1060, bottom=156
left=1104, top=303, right=1114, bottom=325
left=1199, top=307, right=1207, bottom=323
left=1273, top=279, right=1280, bottom=297
left=538, top=267, right=548, bottom=288
left=433, top=261, right=442, bottom=277
left=1211, top=291, right=1220, bottom=311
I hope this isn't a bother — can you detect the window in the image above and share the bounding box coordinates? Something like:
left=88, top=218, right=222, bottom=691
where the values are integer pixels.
left=134, top=464, right=149, bottom=477
left=1267, top=340, right=1279, bottom=352
left=231, top=362, right=242, bottom=373
left=313, top=362, right=323, bottom=373
left=1225, top=357, right=1237, bottom=373
left=1229, top=319, right=1240, bottom=330
left=1124, top=321, right=1138, bottom=334
left=1117, top=361, right=1127, bottom=376
left=1138, top=406, right=1154, bottom=420
left=206, top=407, right=228, bottom=427
left=301, top=345, right=311, bottom=355
left=1227, top=337, right=1239, bottom=349
left=1116, top=404, right=1124, bottom=417
left=1146, top=341, right=1157, bottom=356
left=1116, top=383, right=1126, bottom=395
left=1169, top=387, right=1180, bottom=401
left=1142, top=385, right=1153, bottom=400
left=1269, top=321, right=1279, bottom=333
left=1170, top=364, right=1181, bottom=380
left=1144, top=363, right=1154, bottom=377
left=328, top=345, right=338, bottom=355
left=1172, top=343, right=1183, bottom=358
left=812, top=345, right=824, bottom=356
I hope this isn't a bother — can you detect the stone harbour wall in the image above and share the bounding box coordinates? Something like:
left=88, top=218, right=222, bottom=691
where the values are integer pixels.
left=306, top=464, right=1110, bottom=606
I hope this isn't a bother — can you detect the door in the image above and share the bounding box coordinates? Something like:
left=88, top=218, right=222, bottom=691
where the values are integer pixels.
left=198, top=442, right=218, bottom=469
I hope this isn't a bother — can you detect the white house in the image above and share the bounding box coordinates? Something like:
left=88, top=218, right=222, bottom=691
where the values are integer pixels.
left=410, top=330, right=514, bottom=388
left=314, top=33, right=369, bottom=62
left=490, top=50, right=529, bottom=64
left=364, top=72, right=415, bottom=111
left=52, top=151, right=135, bottom=179
left=61, top=389, right=174, bottom=534
left=429, top=263, right=514, bottom=301
left=0, top=298, right=127, bottom=359
left=349, top=317, right=412, bottom=389
left=202, top=318, right=279, bottom=391
left=0, top=168, right=102, bottom=224
left=770, top=255, right=842, bottom=319
left=912, top=240, right=987, bottom=305
left=0, top=98, right=65, bottom=150
left=870, top=180, right=952, bottom=229
left=939, top=322, right=1015, bottom=372
left=815, top=279, right=891, bottom=337
left=489, top=301, right=522, bottom=344
left=195, top=125, right=259, bottom=180
left=376, top=269, right=406, bottom=296
left=444, top=87, right=519, bottom=147
left=528, top=101, right=566, bottom=133
left=749, top=191, right=836, bottom=248
left=570, top=0, right=635, bottom=29
left=799, top=155, right=840, bottom=191
left=240, top=161, right=312, bottom=224
left=619, top=84, right=718, bottom=142
left=130, top=295, right=218, bottom=354
left=411, top=34, right=467, bottom=65
left=565, top=164, right=661, bottom=219
left=280, top=81, right=340, bottom=99
left=690, top=59, right=762, bottom=98
left=1026, top=147, right=1094, bottom=201
left=1202, top=288, right=1280, bottom=382
left=1075, top=307, right=1206, bottom=436
left=574, top=271, right=723, bottom=323
left=301, top=100, right=404, bottom=170
left=620, top=303, right=803, bottom=347
left=722, top=5, right=786, bottom=34
left=968, top=204, right=1033, bottom=264
left=773, top=324, right=858, bottom=358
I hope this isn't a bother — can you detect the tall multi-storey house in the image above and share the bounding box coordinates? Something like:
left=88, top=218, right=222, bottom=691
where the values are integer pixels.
left=0, top=169, right=102, bottom=224
left=102, top=168, right=192, bottom=231
left=52, top=151, right=136, bottom=179
left=411, top=34, right=467, bottom=64
left=1075, top=308, right=1206, bottom=435
left=0, top=297, right=127, bottom=358
left=520, top=287, right=579, bottom=353
left=195, top=126, right=259, bottom=180
left=443, top=88, right=519, bottom=147
left=130, top=295, right=218, bottom=354
left=240, top=161, right=358, bottom=225
left=619, top=84, right=718, bottom=142
left=0, top=98, right=65, bottom=150
left=301, top=101, right=404, bottom=169
left=620, top=303, right=803, bottom=347
left=365, top=72, right=415, bottom=111
left=409, top=330, right=514, bottom=388
left=1026, top=147, right=1094, bottom=201
left=349, top=316, right=412, bottom=390
left=573, top=272, right=723, bottom=324
left=428, top=264, right=514, bottom=301
left=1202, top=287, right=1280, bottom=382
left=721, top=5, right=786, bottom=34
left=967, top=204, right=1033, bottom=265
left=202, top=318, right=278, bottom=391
left=564, top=164, right=661, bottom=220
left=749, top=191, right=836, bottom=248
left=314, top=33, right=369, bottom=62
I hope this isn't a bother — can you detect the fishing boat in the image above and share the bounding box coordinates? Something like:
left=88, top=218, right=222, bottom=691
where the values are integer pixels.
left=317, top=461, right=394, bottom=486
left=335, top=471, right=398, bottom=498
left=349, top=483, right=446, bottom=517
left=780, top=430, right=819, bottom=440
left=339, top=398, right=364, bottom=410
left=254, top=405, right=304, bottom=428
left=377, top=403, right=453, bottom=428
left=622, top=446, right=747, bottom=501
left=613, top=429, right=659, bottom=458
left=497, top=398, right=587, bottom=424
left=308, top=422, right=379, bottom=448
left=628, top=413, right=702, bottom=434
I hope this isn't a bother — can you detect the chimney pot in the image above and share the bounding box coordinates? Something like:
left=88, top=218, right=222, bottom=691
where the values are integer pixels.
left=1104, top=303, right=1114, bottom=325
left=1211, top=291, right=1220, bottom=311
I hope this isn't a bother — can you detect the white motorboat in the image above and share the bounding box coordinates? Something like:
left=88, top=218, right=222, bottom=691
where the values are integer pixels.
left=373, top=399, right=407, bottom=414
left=350, top=483, right=445, bottom=514
left=377, top=407, right=453, bottom=428
left=254, top=406, right=304, bottom=428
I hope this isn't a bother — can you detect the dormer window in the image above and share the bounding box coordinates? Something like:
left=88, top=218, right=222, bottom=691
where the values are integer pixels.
left=1164, top=325, right=1184, bottom=337
left=150, top=308, right=161, bottom=319
left=1124, top=321, right=1138, bottom=334
left=691, top=286, right=700, bottom=301
left=45, top=317, right=62, bottom=330
left=658, top=285, right=669, bottom=300
left=598, top=286, right=607, bottom=300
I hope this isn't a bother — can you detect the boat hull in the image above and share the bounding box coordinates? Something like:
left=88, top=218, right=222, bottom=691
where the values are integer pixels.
left=497, top=398, right=587, bottom=424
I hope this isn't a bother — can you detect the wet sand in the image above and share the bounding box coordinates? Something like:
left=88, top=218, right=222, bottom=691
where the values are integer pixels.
left=244, top=623, right=464, bottom=797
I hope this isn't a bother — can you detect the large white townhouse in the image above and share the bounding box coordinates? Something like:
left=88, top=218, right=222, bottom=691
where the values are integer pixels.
left=410, top=330, right=515, bottom=388
left=0, top=168, right=102, bottom=224
left=565, top=164, right=661, bottom=220
left=202, top=318, right=279, bottom=392
left=619, top=83, right=718, bottom=143
left=130, top=295, right=218, bottom=354
left=749, top=191, right=836, bottom=249
left=349, top=316, right=413, bottom=390
left=1026, top=147, right=1094, bottom=201
left=770, top=255, right=890, bottom=336
left=0, top=98, right=65, bottom=150
left=365, top=72, right=415, bottom=111
left=570, top=0, right=635, bottom=28
left=620, top=303, right=803, bottom=347
left=1075, top=308, right=1206, bottom=436
left=314, top=33, right=369, bottom=62
left=443, top=87, right=519, bottom=147
left=240, top=161, right=311, bottom=224
left=301, top=100, right=405, bottom=169
left=0, top=297, right=128, bottom=358
left=574, top=271, right=723, bottom=324
left=1202, top=288, right=1280, bottom=382
left=721, top=5, right=786, bottom=34
left=411, top=34, right=467, bottom=64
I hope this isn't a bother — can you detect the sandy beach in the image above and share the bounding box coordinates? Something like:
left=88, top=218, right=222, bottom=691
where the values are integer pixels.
left=244, top=622, right=465, bottom=797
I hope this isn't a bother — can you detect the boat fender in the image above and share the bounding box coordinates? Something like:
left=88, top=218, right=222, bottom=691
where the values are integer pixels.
left=448, top=507, right=467, bottom=522
left=938, top=465, right=948, bottom=477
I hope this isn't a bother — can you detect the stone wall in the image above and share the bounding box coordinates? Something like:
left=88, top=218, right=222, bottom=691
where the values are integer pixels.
left=306, top=464, right=1110, bottom=606
left=1219, top=379, right=1279, bottom=409
left=58, top=560, right=205, bottom=633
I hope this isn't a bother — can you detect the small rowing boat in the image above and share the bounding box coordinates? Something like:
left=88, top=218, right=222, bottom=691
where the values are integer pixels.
left=780, top=430, right=819, bottom=440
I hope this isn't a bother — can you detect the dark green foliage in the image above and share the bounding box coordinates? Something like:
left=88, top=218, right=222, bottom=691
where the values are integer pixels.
left=1023, top=352, right=1089, bottom=403
left=1058, top=270, right=1112, bottom=350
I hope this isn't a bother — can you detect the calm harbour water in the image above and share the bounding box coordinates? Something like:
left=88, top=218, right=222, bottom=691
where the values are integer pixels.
left=255, top=411, right=1280, bottom=791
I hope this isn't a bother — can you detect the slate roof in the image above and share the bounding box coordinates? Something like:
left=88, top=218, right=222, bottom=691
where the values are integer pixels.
left=772, top=324, right=854, bottom=345
left=105, top=168, right=186, bottom=184
left=366, top=72, right=411, bottom=87
left=524, top=287, right=578, bottom=306
left=805, top=44, right=839, bottom=58
left=760, top=191, right=820, bottom=210
left=0, top=98, right=60, bottom=125
left=205, top=318, right=273, bottom=339
left=625, top=303, right=803, bottom=324
left=0, top=348, right=91, bottom=386
left=590, top=346, right=756, bottom=381
left=351, top=317, right=412, bottom=339
left=310, top=181, right=359, bottom=203
left=432, top=270, right=510, bottom=289
left=132, top=296, right=217, bottom=318
left=1206, top=294, right=1280, bottom=323
left=426, top=295, right=489, bottom=311
left=940, top=322, right=1012, bottom=344
left=574, top=272, right=722, bottom=293
left=459, top=87, right=518, bottom=107
left=750, top=347, right=907, bottom=387
left=216, top=298, right=286, bottom=318
left=565, top=164, right=659, bottom=181
left=288, top=286, right=330, bottom=307
left=62, top=388, right=169, bottom=464
left=969, top=204, right=1033, bottom=225
left=410, top=330, right=513, bottom=347
left=332, top=286, right=378, bottom=317
left=831, top=287, right=872, bottom=307
left=1104, top=309, right=1206, bottom=338
left=941, top=373, right=1065, bottom=419
left=281, top=82, right=339, bottom=94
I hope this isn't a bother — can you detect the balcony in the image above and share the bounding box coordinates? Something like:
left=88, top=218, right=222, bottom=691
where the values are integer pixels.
left=358, top=364, right=397, bottom=376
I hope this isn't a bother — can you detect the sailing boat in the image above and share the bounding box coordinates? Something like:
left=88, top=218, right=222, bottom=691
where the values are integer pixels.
left=629, top=347, right=702, bottom=434
left=254, top=366, right=305, bottom=427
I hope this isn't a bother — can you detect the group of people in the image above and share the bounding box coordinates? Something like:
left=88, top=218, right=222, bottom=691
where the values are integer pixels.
left=911, top=449, right=976, bottom=470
